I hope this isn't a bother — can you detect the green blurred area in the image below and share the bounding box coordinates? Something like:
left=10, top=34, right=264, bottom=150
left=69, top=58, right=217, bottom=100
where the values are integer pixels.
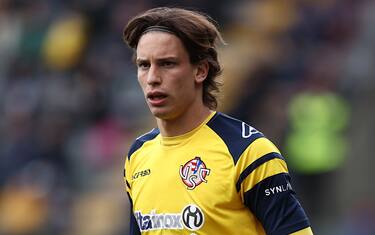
left=286, top=92, right=350, bottom=173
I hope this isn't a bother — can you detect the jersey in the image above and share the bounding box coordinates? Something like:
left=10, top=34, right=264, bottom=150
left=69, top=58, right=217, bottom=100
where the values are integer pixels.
left=124, top=112, right=310, bottom=235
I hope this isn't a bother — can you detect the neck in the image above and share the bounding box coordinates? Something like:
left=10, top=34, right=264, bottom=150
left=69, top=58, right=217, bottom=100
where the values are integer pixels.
left=156, top=105, right=212, bottom=137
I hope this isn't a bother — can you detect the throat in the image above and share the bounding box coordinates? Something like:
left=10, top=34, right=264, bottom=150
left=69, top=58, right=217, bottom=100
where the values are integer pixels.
left=157, top=108, right=213, bottom=137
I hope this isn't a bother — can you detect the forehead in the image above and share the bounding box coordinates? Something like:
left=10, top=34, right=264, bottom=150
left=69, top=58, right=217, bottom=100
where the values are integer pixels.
left=136, top=31, right=188, bottom=59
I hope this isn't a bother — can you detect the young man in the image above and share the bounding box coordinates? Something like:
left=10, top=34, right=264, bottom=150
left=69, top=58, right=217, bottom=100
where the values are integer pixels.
left=123, top=7, right=313, bottom=235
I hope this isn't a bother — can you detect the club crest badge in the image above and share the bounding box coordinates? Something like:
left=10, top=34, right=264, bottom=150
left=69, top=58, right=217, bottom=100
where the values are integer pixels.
left=179, top=157, right=210, bottom=190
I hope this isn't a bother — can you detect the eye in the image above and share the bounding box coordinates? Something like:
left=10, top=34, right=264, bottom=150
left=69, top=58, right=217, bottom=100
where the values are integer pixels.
left=137, top=61, right=150, bottom=70
left=160, top=61, right=176, bottom=68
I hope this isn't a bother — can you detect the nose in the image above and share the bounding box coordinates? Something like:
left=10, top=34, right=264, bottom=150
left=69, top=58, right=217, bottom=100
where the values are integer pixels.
left=147, top=65, right=162, bottom=85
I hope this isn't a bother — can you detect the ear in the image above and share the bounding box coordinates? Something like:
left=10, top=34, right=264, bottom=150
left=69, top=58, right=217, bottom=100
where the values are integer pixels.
left=194, top=60, right=209, bottom=84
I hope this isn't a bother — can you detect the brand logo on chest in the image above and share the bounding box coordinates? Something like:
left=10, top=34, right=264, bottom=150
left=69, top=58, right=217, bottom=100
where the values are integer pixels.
left=179, top=157, right=210, bottom=190
left=132, top=169, right=151, bottom=180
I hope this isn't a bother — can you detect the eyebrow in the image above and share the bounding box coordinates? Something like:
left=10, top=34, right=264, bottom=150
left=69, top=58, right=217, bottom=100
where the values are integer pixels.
left=136, top=56, right=179, bottom=63
left=135, top=58, right=147, bottom=64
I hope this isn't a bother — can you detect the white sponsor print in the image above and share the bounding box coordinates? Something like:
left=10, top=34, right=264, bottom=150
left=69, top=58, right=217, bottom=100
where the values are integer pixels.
left=135, top=205, right=205, bottom=232
left=265, top=183, right=292, bottom=196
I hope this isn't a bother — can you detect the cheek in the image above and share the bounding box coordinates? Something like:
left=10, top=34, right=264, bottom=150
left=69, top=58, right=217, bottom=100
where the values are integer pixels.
left=137, top=75, right=147, bottom=90
left=174, top=69, right=195, bottom=89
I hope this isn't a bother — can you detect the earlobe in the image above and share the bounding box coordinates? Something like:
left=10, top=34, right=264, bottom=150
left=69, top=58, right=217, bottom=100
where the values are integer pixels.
left=195, top=61, right=209, bottom=83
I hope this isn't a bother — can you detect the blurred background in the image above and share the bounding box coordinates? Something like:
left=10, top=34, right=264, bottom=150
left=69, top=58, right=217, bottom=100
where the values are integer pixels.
left=0, top=0, right=374, bottom=234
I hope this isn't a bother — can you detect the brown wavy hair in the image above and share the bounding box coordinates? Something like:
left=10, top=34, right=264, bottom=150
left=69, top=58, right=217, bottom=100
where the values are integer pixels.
left=123, top=7, right=225, bottom=109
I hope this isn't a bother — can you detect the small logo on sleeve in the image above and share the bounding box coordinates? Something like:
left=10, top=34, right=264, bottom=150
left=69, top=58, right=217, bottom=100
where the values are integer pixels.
left=265, top=183, right=292, bottom=196
left=241, top=122, right=260, bottom=138
left=179, top=157, right=210, bottom=190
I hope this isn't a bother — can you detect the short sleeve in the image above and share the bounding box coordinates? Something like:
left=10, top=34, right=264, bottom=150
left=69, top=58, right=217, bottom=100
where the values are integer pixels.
left=235, top=137, right=311, bottom=235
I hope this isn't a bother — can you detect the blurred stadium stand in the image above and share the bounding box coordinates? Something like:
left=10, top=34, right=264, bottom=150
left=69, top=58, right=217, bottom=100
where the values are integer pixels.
left=0, top=0, right=374, bottom=235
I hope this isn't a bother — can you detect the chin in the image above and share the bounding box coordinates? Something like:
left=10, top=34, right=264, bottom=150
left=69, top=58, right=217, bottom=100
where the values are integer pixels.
left=150, top=107, right=179, bottom=120
left=150, top=108, right=171, bottom=119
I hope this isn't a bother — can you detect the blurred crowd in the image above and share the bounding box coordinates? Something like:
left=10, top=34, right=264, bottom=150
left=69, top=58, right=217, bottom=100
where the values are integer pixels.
left=0, top=0, right=374, bottom=235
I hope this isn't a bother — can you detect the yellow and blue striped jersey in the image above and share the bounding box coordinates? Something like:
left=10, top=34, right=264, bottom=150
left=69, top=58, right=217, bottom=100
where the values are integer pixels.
left=124, top=112, right=310, bottom=235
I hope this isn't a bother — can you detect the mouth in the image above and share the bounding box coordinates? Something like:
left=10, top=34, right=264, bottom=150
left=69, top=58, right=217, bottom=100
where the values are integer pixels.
left=147, top=93, right=167, bottom=100
left=147, top=91, right=168, bottom=105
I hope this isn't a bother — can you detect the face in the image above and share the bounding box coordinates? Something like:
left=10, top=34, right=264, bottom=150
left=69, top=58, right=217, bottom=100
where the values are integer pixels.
left=136, top=31, right=207, bottom=120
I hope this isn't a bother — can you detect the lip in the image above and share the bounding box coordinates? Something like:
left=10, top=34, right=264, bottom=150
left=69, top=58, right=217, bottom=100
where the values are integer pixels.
left=147, top=90, right=168, bottom=106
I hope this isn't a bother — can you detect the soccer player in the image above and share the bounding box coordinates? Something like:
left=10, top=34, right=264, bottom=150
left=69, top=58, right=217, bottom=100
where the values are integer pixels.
left=122, top=7, right=314, bottom=235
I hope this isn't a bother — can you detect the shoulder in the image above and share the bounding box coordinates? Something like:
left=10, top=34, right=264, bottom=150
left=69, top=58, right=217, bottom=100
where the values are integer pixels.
left=127, top=128, right=160, bottom=159
left=206, top=112, right=264, bottom=164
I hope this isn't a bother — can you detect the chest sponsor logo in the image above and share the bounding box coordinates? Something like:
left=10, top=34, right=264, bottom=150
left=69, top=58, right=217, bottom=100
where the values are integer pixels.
left=134, top=204, right=204, bottom=232
left=179, top=157, right=210, bottom=190
left=181, top=204, right=204, bottom=231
